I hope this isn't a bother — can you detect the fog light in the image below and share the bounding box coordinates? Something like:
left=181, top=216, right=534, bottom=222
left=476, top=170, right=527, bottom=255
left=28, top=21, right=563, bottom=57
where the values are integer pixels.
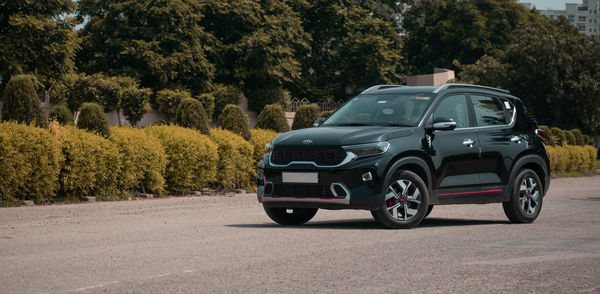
left=362, top=172, right=373, bottom=182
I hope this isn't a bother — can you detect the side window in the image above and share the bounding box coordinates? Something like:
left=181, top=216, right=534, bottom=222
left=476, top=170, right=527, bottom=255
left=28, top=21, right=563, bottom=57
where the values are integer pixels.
left=471, top=95, right=507, bottom=126
left=433, top=95, right=469, bottom=128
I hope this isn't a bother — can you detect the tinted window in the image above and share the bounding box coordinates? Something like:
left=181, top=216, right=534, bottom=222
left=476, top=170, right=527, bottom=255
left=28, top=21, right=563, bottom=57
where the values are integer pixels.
left=472, top=95, right=507, bottom=126
left=433, top=95, right=469, bottom=128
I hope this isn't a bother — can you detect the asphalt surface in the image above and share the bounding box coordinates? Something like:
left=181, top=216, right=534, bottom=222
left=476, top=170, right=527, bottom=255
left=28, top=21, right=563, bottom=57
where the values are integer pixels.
left=1, top=176, right=599, bottom=294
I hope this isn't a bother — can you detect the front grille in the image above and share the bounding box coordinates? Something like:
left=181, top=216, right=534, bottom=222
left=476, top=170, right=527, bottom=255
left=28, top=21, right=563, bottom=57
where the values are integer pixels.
left=271, top=184, right=334, bottom=198
left=271, top=146, right=347, bottom=166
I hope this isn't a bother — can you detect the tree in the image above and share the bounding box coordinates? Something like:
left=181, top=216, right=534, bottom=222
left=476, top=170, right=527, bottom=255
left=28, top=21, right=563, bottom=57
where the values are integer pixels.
left=1, top=74, right=47, bottom=127
left=460, top=17, right=600, bottom=135
left=218, top=104, right=251, bottom=140
left=77, top=0, right=215, bottom=94
left=294, top=0, right=403, bottom=100
left=255, top=104, right=290, bottom=133
left=156, top=89, right=193, bottom=122
left=401, top=0, right=530, bottom=74
left=49, top=105, right=73, bottom=125
left=175, top=98, right=210, bottom=135
left=77, top=102, right=110, bottom=137
left=201, top=0, right=309, bottom=112
left=120, top=87, right=152, bottom=127
left=0, top=0, right=78, bottom=88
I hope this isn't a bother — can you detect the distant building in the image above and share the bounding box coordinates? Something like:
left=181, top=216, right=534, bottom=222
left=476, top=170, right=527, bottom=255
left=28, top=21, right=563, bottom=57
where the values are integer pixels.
left=520, top=0, right=600, bottom=36
left=405, top=68, right=455, bottom=86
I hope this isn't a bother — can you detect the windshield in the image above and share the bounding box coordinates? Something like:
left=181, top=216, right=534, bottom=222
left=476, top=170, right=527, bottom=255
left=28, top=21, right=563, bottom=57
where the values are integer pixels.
left=322, top=93, right=434, bottom=127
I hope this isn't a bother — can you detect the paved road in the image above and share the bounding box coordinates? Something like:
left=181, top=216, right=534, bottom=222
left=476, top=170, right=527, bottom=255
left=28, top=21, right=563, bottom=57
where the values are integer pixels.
left=1, top=176, right=599, bottom=293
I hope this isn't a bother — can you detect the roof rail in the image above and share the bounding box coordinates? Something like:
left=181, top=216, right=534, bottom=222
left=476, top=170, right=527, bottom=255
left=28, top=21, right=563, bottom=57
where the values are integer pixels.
left=433, top=83, right=509, bottom=94
left=361, top=84, right=405, bottom=94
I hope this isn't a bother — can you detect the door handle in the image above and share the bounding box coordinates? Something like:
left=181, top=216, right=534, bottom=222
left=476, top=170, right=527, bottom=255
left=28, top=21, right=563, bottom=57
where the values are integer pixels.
left=511, top=136, right=522, bottom=144
left=463, top=138, right=475, bottom=148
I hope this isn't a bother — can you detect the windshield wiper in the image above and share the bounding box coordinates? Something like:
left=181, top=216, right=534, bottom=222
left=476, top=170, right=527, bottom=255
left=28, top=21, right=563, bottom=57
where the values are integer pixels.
left=378, top=123, right=411, bottom=127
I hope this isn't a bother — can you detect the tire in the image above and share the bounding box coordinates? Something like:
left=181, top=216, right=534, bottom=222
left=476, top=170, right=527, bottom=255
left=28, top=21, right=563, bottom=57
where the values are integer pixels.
left=425, top=205, right=434, bottom=218
left=371, top=170, right=429, bottom=229
left=263, top=206, right=318, bottom=225
left=503, top=169, right=543, bottom=223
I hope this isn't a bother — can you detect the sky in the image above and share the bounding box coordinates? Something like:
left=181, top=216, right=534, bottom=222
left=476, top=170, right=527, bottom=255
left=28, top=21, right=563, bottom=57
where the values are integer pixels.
left=526, top=0, right=574, bottom=10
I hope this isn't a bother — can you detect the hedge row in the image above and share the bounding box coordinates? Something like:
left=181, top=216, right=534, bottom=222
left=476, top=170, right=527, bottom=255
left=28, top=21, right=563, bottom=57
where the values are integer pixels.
left=547, top=145, right=597, bottom=176
left=0, top=122, right=282, bottom=206
left=539, top=125, right=595, bottom=147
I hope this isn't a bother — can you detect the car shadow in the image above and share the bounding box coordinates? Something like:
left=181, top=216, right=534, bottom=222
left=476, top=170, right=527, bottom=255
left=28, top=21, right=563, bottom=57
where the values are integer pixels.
left=226, top=217, right=509, bottom=230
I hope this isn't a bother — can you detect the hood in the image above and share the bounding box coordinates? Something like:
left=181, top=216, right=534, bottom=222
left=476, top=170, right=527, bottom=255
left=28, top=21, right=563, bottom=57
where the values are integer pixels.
left=272, top=126, right=413, bottom=146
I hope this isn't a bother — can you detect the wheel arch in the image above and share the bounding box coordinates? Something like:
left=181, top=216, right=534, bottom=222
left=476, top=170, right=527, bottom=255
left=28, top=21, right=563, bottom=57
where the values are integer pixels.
left=509, top=153, right=550, bottom=198
left=382, top=153, right=434, bottom=194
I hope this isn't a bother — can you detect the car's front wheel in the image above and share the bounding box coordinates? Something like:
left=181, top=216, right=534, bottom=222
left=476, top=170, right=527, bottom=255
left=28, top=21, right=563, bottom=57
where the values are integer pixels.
left=371, top=170, right=429, bottom=229
left=263, top=206, right=318, bottom=225
left=503, top=169, right=543, bottom=223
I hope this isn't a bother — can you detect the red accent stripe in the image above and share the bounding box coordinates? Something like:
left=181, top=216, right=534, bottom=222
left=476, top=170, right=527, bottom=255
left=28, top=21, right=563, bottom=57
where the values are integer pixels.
left=266, top=196, right=341, bottom=200
left=437, top=189, right=502, bottom=197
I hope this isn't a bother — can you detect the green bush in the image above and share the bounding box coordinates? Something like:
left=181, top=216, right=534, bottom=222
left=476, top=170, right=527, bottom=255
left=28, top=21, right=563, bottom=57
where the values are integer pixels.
left=156, top=89, right=192, bottom=121
left=77, top=102, right=110, bottom=137
left=570, top=129, right=585, bottom=146
left=0, top=122, right=63, bottom=206
left=145, top=125, right=218, bottom=193
left=255, top=104, right=290, bottom=132
left=583, top=134, right=595, bottom=147
left=49, top=105, right=73, bottom=125
left=219, top=104, right=251, bottom=140
left=209, top=129, right=254, bottom=189
left=292, top=105, right=320, bottom=130
left=247, top=87, right=291, bottom=113
left=120, top=86, right=152, bottom=126
left=546, top=145, right=597, bottom=175
left=565, top=130, right=577, bottom=146
left=196, top=93, right=215, bottom=123
left=110, top=127, right=167, bottom=195
left=175, top=98, right=210, bottom=135
left=49, top=82, right=69, bottom=106
left=249, top=128, right=279, bottom=163
left=550, top=127, right=566, bottom=146
left=212, top=84, right=241, bottom=120
left=50, top=124, right=121, bottom=201
left=1, top=74, right=47, bottom=127
left=70, top=73, right=121, bottom=112
left=319, top=110, right=335, bottom=118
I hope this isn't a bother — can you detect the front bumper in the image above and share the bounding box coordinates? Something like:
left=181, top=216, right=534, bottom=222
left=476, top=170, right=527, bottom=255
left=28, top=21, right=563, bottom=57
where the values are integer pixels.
left=257, top=155, right=388, bottom=210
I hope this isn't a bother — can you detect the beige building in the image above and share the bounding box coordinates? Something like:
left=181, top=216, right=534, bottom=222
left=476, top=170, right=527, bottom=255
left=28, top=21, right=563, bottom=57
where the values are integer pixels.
left=522, top=0, right=600, bottom=36
left=405, top=68, right=455, bottom=86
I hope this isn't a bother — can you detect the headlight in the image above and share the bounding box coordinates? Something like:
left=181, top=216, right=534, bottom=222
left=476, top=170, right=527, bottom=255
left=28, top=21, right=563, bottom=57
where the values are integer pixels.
left=342, top=142, right=390, bottom=158
left=265, top=142, right=274, bottom=157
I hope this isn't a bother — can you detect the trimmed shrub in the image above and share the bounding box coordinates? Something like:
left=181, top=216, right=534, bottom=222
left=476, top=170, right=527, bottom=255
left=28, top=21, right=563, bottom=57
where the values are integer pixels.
left=175, top=98, right=210, bottom=135
left=212, top=84, right=241, bottom=120
left=583, top=145, right=597, bottom=172
left=570, top=129, right=585, bottom=146
left=550, top=127, right=566, bottom=146
left=209, top=129, right=254, bottom=189
left=145, top=125, right=218, bottom=193
left=121, top=86, right=152, bottom=126
left=49, top=82, right=69, bottom=106
left=50, top=124, right=121, bottom=201
left=546, top=145, right=597, bottom=175
left=77, top=102, right=110, bottom=137
left=110, top=127, right=167, bottom=195
left=196, top=93, right=215, bottom=123
left=247, top=87, right=291, bottom=113
left=156, top=89, right=192, bottom=121
left=319, top=110, right=335, bottom=118
left=256, top=104, right=290, bottom=133
left=49, top=105, right=73, bottom=125
left=1, top=74, right=47, bottom=127
left=219, top=104, right=251, bottom=140
left=583, top=135, right=595, bottom=147
left=292, top=105, right=320, bottom=130
left=0, top=122, right=63, bottom=206
left=71, top=73, right=121, bottom=112
left=249, top=128, right=279, bottom=163
left=565, top=130, right=577, bottom=146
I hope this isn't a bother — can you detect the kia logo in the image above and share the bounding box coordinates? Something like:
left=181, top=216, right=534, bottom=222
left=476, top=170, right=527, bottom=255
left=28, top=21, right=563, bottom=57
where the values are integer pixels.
left=302, top=139, right=313, bottom=144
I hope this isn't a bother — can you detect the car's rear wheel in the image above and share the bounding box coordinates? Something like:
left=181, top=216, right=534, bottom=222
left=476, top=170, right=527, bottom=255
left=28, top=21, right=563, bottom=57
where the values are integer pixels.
left=371, top=170, right=429, bottom=229
left=263, top=206, right=318, bottom=225
left=503, top=169, right=543, bottom=223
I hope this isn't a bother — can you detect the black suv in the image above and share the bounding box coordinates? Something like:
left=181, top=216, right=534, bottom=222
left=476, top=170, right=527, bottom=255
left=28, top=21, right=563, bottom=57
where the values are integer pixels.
left=256, top=84, right=550, bottom=228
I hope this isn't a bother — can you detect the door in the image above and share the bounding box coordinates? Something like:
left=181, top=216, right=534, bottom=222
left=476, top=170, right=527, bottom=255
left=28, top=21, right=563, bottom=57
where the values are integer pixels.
left=428, top=94, right=480, bottom=192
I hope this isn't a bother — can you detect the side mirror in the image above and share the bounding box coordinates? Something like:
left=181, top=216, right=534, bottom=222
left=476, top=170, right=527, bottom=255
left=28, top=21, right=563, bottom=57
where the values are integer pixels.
left=432, top=117, right=457, bottom=131
left=313, top=117, right=326, bottom=127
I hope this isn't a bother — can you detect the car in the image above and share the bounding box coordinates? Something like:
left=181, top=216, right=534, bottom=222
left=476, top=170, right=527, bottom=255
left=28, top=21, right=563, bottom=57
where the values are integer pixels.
left=256, top=84, right=550, bottom=228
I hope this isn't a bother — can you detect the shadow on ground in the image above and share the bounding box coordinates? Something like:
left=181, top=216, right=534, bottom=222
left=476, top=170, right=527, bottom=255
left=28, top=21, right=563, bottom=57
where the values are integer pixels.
left=226, top=217, right=509, bottom=230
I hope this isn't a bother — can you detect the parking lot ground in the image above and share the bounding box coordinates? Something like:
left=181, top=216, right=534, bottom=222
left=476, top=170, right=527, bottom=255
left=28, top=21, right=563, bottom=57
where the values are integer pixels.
left=1, top=176, right=599, bottom=293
